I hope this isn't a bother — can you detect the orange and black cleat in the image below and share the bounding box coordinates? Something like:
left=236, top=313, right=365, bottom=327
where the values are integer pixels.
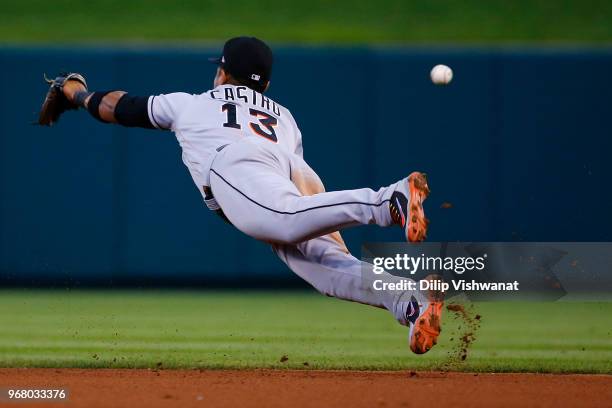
left=407, top=299, right=443, bottom=354
left=389, top=171, right=430, bottom=242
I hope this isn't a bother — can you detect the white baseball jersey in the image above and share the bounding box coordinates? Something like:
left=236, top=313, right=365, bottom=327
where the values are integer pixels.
left=146, top=84, right=303, bottom=196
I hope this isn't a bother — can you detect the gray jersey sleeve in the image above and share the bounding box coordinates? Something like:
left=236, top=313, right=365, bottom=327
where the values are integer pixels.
left=147, top=92, right=193, bottom=130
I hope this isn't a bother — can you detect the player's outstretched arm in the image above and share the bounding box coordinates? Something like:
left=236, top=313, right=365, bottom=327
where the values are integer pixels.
left=66, top=78, right=155, bottom=128
left=63, top=80, right=125, bottom=123
left=38, top=72, right=155, bottom=129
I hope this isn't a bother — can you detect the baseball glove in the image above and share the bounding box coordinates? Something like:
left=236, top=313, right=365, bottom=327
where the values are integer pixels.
left=37, top=72, right=88, bottom=126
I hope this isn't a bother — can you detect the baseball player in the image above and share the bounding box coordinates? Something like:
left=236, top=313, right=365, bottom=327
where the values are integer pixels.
left=38, top=37, right=442, bottom=354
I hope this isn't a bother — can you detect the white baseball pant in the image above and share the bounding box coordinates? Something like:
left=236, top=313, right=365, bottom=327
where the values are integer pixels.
left=208, top=138, right=421, bottom=325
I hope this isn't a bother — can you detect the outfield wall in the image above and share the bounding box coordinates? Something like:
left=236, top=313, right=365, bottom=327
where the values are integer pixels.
left=1, top=47, right=611, bottom=286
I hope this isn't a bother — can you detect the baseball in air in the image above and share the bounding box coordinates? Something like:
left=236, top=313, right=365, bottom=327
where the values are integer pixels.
left=430, top=64, right=453, bottom=85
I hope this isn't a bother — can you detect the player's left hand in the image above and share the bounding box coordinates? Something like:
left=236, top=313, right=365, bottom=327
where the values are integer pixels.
left=37, top=72, right=88, bottom=126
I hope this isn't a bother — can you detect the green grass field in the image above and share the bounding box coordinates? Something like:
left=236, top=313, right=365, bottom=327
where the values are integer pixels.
left=0, top=0, right=611, bottom=44
left=0, top=290, right=610, bottom=373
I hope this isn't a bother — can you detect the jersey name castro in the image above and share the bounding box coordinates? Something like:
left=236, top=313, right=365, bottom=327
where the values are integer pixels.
left=147, top=84, right=303, bottom=191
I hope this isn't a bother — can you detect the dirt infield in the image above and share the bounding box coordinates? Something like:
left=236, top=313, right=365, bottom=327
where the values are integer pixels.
left=1, top=369, right=611, bottom=408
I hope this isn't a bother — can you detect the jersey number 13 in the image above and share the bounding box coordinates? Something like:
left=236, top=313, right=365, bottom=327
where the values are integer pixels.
left=221, top=103, right=278, bottom=143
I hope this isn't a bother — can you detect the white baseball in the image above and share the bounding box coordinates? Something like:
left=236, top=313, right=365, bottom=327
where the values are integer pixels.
left=430, top=64, right=453, bottom=85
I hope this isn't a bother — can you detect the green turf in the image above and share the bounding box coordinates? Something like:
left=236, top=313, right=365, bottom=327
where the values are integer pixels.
left=0, top=0, right=611, bottom=44
left=0, top=290, right=610, bottom=373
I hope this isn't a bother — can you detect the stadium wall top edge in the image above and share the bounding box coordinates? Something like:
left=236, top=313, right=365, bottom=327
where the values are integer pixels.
left=0, top=42, right=611, bottom=56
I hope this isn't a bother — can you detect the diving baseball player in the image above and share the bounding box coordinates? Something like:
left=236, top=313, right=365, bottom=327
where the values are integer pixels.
left=37, top=37, right=442, bottom=354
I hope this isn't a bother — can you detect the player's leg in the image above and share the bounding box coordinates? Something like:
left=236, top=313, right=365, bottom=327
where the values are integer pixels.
left=273, top=234, right=418, bottom=325
left=273, top=236, right=442, bottom=354
left=275, top=159, right=440, bottom=353
left=290, top=163, right=442, bottom=354
left=209, top=139, right=429, bottom=245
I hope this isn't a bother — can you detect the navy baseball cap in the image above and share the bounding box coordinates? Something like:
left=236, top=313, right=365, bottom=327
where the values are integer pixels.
left=209, top=36, right=273, bottom=92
